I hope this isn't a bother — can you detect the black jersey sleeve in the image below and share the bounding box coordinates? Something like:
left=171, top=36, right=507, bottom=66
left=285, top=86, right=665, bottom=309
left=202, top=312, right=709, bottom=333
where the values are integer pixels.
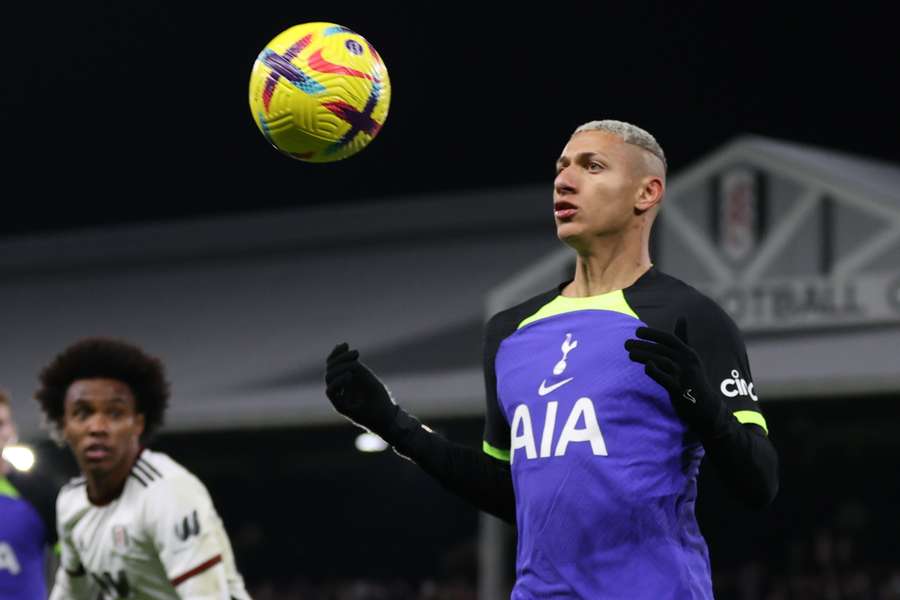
left=390, top=310, right=521, bottom=524
left=680, top=291, right=779, bottom=508
left=394, top=425, right=515, bottom=523
left=392, top=288, right=561, bottom=524
left=685, top=296, right=767, bottom=432
left=626, top=269, right=778, bottom=508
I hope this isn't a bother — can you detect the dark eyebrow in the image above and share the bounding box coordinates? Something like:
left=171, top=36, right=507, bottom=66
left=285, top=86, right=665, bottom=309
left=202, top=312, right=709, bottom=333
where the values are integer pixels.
left=69, top=399, right=94, bottom=412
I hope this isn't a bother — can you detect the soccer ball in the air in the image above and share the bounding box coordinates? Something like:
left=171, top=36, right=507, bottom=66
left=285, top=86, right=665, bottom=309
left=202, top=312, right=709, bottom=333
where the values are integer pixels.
left=248, top=22, right=391, bottom=162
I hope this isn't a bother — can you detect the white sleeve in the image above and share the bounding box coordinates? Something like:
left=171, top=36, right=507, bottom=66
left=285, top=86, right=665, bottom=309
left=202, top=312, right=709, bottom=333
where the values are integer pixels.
left=49, top=510, right=90, bottom=600
left=48, top=567, right=71, bottom=600
left=49, top=564, right=91, bottom=600
left=144, top=475, right=247, bottom=600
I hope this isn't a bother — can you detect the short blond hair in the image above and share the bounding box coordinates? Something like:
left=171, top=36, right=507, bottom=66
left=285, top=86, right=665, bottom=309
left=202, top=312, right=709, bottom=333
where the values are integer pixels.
left=573, top=120, right=667, bottom=172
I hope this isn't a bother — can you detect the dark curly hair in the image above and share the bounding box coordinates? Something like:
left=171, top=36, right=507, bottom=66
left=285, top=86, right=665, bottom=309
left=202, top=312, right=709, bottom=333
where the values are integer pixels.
left=35, top=338, right=170, bottom=441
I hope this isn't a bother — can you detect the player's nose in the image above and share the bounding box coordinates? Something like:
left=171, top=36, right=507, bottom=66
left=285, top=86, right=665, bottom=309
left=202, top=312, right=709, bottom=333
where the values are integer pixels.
left=86, top=414, right=111, bottom=434
left=554, top=168, right=577, bottom=196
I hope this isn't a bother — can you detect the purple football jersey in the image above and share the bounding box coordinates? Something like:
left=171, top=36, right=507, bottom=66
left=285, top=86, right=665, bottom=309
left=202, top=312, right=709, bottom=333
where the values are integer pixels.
left=480, top=268, right=768, bottom=598
left=1, top=473, right=54, bottom=600
left=495, top=305, right=711, bottom=599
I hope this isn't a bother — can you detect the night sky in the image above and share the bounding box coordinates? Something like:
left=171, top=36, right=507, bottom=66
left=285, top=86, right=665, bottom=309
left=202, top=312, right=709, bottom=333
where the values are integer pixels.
left=3, top=2, right=897, bottom=236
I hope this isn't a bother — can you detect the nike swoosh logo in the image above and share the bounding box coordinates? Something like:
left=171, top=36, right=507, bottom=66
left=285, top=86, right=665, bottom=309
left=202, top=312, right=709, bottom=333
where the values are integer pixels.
left=538, top=377, right=574, bottom=396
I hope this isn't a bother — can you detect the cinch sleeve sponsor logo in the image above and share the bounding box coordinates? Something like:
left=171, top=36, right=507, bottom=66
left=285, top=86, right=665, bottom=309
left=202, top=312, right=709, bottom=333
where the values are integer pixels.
left=720, top=369, right=758, bottom=401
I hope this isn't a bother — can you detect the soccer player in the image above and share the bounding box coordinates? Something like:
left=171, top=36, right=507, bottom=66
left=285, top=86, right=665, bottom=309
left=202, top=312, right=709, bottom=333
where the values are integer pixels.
left=324, top=120, right=779, bottom=599
left=1, top=390, right=58, bottom=599
left=35, top=338, right=251, bottom=600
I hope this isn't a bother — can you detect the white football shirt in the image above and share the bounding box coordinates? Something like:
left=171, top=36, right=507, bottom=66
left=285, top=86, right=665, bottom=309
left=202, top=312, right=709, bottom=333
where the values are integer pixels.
left=50, top=449, right=251, bottom=600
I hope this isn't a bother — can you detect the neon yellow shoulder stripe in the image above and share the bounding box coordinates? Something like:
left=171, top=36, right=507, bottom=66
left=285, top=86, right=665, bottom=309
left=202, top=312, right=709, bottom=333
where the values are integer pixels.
left=517, top=290, right=639, bottom=329
left=0, top=476, right=20, bottom=499
left=483, top=441, right=510, bottom=462
left=734, top=410, right=768, bottom=434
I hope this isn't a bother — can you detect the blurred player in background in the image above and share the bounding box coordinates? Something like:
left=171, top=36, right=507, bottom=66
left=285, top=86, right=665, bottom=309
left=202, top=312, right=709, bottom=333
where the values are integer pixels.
left=325, top=120, right=779, bottom=599
left=35, top=338, right=251, bottom=600
left=1, top=390, right=57, bottom=599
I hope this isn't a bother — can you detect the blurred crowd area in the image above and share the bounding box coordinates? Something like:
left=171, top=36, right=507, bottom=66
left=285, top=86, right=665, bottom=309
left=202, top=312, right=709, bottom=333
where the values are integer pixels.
left=242, top=556, right=900, bottom=600
left=714, top=494, right=900, bottom=600
left=247, top=578, right=475, bottom=600
left=236, top=503, right=900, bottom=600
left=714, top=530, right=900, bottom=600
left=716, top=562, right=900, bottom=600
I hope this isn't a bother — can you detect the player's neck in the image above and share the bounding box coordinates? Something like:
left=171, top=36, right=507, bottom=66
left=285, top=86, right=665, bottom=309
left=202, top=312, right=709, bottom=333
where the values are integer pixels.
left=565, top=241, right=651, bottom=297
left=84, top=448, right=141, bottom=506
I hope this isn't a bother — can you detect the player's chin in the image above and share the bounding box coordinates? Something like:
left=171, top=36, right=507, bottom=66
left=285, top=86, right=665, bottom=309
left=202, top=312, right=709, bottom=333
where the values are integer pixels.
left=80, top=456, right=110, bottom=473
left=555, top=221, right=586, bottom=245
left=78, top=450, right=116, bottom=473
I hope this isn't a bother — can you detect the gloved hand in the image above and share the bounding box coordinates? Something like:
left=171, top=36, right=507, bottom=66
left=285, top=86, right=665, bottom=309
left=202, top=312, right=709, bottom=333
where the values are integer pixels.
left=624, top=317, right=729, bottom=440
left=325, top=343, right=419, bottom=445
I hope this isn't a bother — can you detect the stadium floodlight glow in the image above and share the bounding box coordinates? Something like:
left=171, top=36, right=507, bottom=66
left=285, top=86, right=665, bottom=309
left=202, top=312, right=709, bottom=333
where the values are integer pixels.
left=354, top=432, right=388, bottom=453
left=2, top=444, right=36, bottom=472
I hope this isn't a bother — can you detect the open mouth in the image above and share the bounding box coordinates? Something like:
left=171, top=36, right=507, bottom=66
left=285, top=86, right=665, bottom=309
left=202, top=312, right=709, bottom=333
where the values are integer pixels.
left=554, top=200, right=578, bottom=219
left=84, top=444, right=111, bottom=461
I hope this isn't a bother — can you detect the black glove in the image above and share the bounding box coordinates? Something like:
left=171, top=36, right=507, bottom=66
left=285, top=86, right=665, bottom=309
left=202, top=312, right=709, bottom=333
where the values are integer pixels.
left=624, top=317, right=729, bottom=440
left=324, top=342, right=420, bottom=445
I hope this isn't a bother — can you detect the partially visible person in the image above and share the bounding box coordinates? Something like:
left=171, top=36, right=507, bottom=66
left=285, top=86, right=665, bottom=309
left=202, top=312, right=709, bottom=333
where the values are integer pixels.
left=1, top=389, right=58, bottom=599
left=35, top=338, right=251, bottom=600
left=324, top=120, right=778, bottom=599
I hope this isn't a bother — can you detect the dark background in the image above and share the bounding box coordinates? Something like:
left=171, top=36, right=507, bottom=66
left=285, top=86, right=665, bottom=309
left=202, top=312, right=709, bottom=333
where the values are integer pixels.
left=3, top=2, right=898, bottom=236
left=8, top=4, right=900, bottom=595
